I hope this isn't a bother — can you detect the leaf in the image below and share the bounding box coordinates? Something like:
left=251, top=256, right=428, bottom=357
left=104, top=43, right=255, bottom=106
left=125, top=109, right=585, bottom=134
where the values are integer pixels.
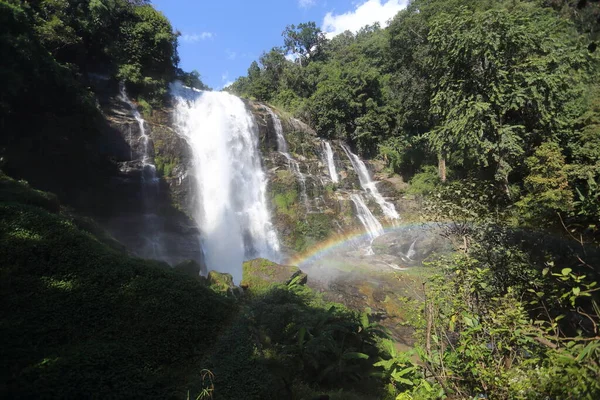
left=561, top=268, right=572, bottom=276
left=360, top=312, right=369, bottom=329
left=572, top=287, right=581, bottom=296
left=342, top=352, right=370, bottom=360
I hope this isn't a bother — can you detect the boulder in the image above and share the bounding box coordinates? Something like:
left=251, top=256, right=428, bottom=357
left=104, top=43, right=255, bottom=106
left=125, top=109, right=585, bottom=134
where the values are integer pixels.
left=208, top=270, right=238, bottom=295
left=242, top=258, right=307, bottom=292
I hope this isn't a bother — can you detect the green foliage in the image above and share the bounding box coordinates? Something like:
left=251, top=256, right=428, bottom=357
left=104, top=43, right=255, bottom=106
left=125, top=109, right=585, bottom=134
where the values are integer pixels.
left=407, top=166, right=441, bottom=196
left=374, top=340, right=443, bottom=399
left=154, top=154, right=178, bottom=178
left=0, top=171, right=60, bottom=213
left=427, top=4, right=588, bottom=189
left=0, top=0, right=189, bottom=211
left=228, top=0, right=600, bottom=235
left=405, top=184, right=600, bottom=398
left=177, top=69, right=211, bottom=91
left=116, top=4, right=179, bottom=104
left=412, top=244, right=600, bottom=399
left=0, top=173, right=234, bottom=398
left=573, top=177, right=600, bottom=233
left=516, top=141, right=574, bottom=224
left=282, top=22, right=326, bottom=65
left=201, top=283, right=389, bottom=399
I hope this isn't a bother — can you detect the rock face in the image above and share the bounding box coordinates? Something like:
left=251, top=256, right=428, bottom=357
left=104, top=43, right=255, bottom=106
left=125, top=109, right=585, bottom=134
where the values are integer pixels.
left=92, top=82, right=412, bottom=277
left=92, top=79, right=205, bottom=271
left=248, top=102, right=409, bottom=254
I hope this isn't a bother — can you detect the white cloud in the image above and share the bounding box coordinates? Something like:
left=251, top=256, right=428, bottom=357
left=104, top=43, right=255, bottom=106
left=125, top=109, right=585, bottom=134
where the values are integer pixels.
left=225, top=49, right=237, bottom=60
left=181, top=32, right=214, bottom=43
left=322, top=0, right=408, bottom=38
left=299, top=0, right=316, bottom=9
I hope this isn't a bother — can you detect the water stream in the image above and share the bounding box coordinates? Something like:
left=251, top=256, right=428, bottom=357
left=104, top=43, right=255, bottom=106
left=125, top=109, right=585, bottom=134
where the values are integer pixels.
left=118, top=83, right=163, bottom=259
left=341, top=144, right=400, bottom=221
left=266, top=107, right=310, bottom=212
left=322, top=140, right=339, bottom=183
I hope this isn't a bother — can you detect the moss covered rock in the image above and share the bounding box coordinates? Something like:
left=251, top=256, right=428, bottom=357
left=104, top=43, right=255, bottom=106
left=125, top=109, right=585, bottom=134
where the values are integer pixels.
left=242, top=258, right=307, bottom=293
left=207, top=270, right=239, bottom=296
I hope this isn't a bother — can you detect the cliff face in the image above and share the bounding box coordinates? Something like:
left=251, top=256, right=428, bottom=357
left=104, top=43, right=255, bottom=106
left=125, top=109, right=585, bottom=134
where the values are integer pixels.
left=248, top=101, right=413, bottom=254
left=93, top=80, right=205, bottom=270
left=94, top=84, right=413, bottom=265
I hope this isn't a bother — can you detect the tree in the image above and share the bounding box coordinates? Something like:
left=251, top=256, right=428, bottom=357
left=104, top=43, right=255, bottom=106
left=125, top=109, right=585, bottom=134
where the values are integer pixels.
left=117, top=4, right=179, bottom=102
left=282, top=22, right=327, bottom=66
left=517, top=141, right=574, bottom=224
left=426, top=5, right=588, bottom=194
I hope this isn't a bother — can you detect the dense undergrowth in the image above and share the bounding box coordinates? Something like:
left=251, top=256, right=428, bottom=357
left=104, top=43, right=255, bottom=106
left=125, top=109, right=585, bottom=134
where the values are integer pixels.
left=0, top=172, right=401, bottom=399
left=0, top=172, right=235, bottom=398
left=375, top=183, right=600, bottom=399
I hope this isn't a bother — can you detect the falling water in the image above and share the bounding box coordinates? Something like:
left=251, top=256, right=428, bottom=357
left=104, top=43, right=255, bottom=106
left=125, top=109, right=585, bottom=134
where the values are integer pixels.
left=268, top=107, right=289, bottom=154
left=322, top=141, right=339, bottom=183
left=119, top=83, right=154, bottom=172
left=171, top=83, right=280, bottom=282
left=266, top=107, right=310, bottom=212
left=341, top=144, right=400, bottom=221
left=350, top=194, right=384, bottom=255
left=118, top=83, right=163, bottom=259
left=350, top=194, right=384, bottom=239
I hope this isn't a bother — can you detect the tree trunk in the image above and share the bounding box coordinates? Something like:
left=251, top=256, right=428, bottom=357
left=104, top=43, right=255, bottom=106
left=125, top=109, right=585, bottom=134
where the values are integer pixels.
left=438, top=153, right=447, bottom=183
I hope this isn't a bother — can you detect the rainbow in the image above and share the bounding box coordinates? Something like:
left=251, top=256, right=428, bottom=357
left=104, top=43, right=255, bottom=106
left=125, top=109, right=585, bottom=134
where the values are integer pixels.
left=287, top=221, right=437, bottom=267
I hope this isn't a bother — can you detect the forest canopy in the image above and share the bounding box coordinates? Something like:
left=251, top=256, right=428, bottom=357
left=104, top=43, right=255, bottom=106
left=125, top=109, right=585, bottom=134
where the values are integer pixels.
left=227, top=0, right=600, bottom=234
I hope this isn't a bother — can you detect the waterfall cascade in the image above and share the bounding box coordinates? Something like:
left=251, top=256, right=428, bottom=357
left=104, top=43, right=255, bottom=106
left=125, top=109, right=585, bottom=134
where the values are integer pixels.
left=341, top=144, right=400, bottom=221
left=266, top=107, right=310, bottom=212
left=118, top=83, right=163, bottom=258
left=171, top=84, right=280, bottom=282
left=350, top=193, right=384, bottom=255
left=118, top=83, right=156, bottom=177
left=322, top=141, right=339, bottom=183
left=350, top=194, right=384, bottom=239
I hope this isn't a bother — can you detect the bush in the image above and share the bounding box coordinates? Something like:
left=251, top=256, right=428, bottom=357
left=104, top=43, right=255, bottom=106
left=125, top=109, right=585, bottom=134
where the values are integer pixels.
left=407, top=165, right=441, bottom=196
left=0, top=175, right=234, bottom=398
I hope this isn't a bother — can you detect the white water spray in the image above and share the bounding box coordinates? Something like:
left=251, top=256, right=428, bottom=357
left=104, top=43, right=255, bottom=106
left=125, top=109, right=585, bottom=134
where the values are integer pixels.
left=322, top=141, right=339, bottom=183
left=341, top=144, right=400, bottom=221
left=171, top=83, right=280, bottom=282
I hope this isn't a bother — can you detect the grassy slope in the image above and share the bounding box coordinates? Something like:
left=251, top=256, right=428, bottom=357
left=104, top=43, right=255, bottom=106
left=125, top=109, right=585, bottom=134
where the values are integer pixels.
left=0, top=173, right=235, bottom=398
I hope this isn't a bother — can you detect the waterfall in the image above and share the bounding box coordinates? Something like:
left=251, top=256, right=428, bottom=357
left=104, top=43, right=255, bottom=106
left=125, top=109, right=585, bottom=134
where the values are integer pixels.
left=171, top=83, right=280, bottom=282
left=268, top=107, right=289, bottom=153
left=322, top=141, right=339, bottom=183
left=351, top=193, right=384, bottom=255
left=266, top=107, right=310, bottom=212
left=118, top=83, right=163, bottom=259
left=350, top=194, right=384, bottom=239
left=341, top=144, right=400, bottom=221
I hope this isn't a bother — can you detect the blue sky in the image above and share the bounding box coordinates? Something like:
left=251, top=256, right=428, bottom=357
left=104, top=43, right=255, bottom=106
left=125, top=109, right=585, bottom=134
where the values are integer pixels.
left=152, top=0, right=408, bottom=89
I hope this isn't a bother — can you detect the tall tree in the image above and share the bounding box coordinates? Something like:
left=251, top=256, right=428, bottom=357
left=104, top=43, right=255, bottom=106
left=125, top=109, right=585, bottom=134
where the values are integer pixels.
left=282, top=22, right=326, bottom=66
left=427, top=4, right=588, bottom=194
